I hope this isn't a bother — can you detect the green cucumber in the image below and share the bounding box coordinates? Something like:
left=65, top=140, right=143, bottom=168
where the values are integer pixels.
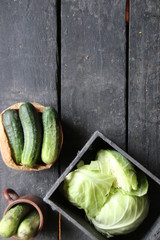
left=0, top=204, right=31, bottom=238
left=3, top=109, right=23, bottom=164
left=19, top=102, right=42, bottom=167
left=41, top=107, right=60, bottom=164
left=17, top=210, right=40, bottom=240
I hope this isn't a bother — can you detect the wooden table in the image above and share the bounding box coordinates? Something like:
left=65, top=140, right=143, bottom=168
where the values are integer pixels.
left=0, top=0, right=159, bottom=239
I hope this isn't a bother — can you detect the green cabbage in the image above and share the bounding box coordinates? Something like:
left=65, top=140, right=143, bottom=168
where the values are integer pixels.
left=62, top=150, right=149, bottom=237
left=63, top=168, right=115, bottom=217
left=88, top=191, right=149, bottom=237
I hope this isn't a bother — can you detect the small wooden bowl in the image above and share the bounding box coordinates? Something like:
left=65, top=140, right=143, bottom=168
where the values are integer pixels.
left=0, top=102, right=63, bottom=171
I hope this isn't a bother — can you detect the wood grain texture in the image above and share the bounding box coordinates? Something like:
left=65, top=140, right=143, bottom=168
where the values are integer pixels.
left=60, top=0, right=127, bottom=239
left=0, top=1, right=59, bottom=239
left=0, top=0, right=57, bottom=108
left=61, top=0, right=127, bottom=167
left=128, top=0, right=160, bottom=178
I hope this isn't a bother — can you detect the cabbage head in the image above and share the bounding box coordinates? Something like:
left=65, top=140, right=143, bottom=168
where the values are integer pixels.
left=88, top=190, right=149, bottom=237
left=62, top=150, right=149, bottom=237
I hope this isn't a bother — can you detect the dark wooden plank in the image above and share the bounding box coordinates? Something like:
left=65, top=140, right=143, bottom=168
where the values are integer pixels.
left=0, top=1, right=59, bottom=239
left=128, top=0, right=160, bottom=178
left=61, top=0, right=127, bottom=239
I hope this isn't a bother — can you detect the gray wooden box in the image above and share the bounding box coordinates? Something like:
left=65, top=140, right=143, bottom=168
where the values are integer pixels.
left=44, top=131, right=160, bottom=240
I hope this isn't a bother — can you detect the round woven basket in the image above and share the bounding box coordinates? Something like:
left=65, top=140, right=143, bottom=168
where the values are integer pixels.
left=0, top=102, right=63, bottom=171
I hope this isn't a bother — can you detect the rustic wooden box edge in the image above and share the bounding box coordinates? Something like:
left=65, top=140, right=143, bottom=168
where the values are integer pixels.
left=44, top=131, right=160, bottom=240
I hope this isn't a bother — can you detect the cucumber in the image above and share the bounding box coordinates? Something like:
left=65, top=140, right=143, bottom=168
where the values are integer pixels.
left=3, top=109, right=23, bottom=164
left=0, top=204, right=31, bottom=238
left=41, top=107, right=60, bottom=164
left=19, top=102, right=42, bottom=167
left=17, top=210, right=40, bottom=240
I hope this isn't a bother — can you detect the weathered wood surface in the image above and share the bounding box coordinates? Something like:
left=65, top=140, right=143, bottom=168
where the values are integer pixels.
left=128, top=0, right=160, bottom=179
left=61, top=0, right=127, bottom=168
left=0, top=1, right=59, bottom=239
left=0, top=0, right=160, bottom=239
left=60, top=0, right=127, bottom=239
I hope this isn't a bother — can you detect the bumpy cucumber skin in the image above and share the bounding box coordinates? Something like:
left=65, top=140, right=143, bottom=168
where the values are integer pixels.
left=17, top=210, right=40, bottom=240
left=0, top=204, right=31, bottom=238
left=19, top=102, right=42, bottom=167
left=3, top=109, right=24, bottom=164
left=41, top=107, right=60, bottom=164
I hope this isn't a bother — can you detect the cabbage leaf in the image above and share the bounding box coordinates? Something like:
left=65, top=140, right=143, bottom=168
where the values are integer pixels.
left=95, top=150, right=138, bottom=192
left=63, top=167, right=115, bottom=217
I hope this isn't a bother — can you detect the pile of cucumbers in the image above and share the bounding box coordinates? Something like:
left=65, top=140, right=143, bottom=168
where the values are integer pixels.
left=3, top=102, right=60, bottom=167
left=0, top=203, right=40, bottom=239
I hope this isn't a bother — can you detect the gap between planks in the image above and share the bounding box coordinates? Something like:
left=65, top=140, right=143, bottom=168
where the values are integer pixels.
left=126, top=0, right=130, bottom=152
left=56, top=0, right=62, bottom=239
